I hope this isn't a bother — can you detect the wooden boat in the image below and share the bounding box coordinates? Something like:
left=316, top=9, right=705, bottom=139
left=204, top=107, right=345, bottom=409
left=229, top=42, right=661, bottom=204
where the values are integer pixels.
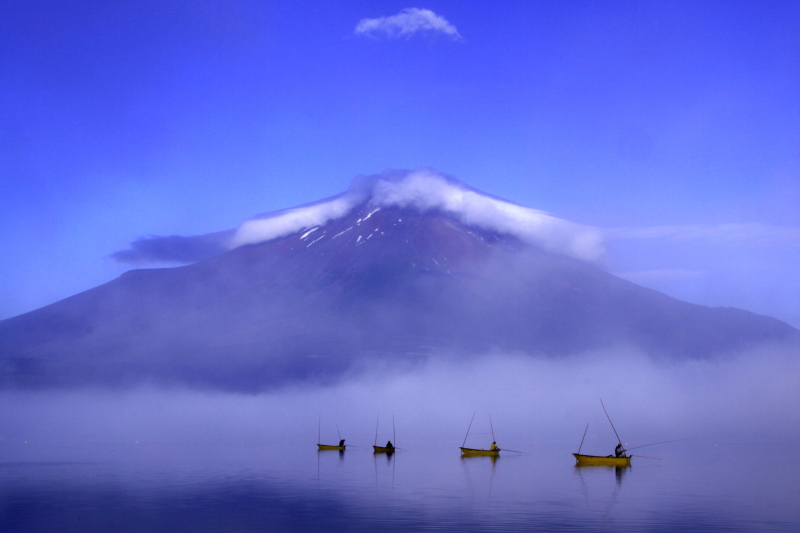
left=460, top=412, right=501, bottom=456
left=573, top=453, right=630, bottom=467
left=372, top=415, right=398, bottom=454
left=373, top=445, right=395, bottom=454
left=316, top=416, right=345, bottom=451
left=460, top=447, right=499, bottom=456
left=317, top=444, right=346, bottom=451
left=573, top=401, right=633, bottom=467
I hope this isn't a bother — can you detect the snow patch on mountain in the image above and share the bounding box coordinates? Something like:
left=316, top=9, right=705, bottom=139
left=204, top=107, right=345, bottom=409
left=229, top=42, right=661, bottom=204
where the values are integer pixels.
left=230, top=194, right=359, bottom=248
left=230, top=169, right=605, bottom=262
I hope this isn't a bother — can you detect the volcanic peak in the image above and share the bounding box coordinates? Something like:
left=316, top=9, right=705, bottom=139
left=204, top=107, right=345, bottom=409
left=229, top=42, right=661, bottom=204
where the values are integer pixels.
left=231, top=169, right=604, bottom=263
left=111, top=169, right=604, bottom=267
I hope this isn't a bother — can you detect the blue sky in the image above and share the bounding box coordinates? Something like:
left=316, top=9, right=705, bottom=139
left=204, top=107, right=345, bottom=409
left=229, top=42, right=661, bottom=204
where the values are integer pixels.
left=1, top=0, right=798, bottom=326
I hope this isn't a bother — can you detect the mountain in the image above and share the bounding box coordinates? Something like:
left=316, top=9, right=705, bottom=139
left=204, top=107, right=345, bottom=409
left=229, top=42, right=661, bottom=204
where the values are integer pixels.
left=1, top=170, right=797, bottom=391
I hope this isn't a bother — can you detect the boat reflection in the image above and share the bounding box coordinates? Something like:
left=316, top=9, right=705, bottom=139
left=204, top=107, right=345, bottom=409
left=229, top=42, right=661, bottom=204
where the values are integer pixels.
left=460, top=454, right=499, bottom=467
left=317, top=449, right=346, bottom=461
left=574, top=464, right=630, bottom=486
left=380, top=450, right=395, bottom=463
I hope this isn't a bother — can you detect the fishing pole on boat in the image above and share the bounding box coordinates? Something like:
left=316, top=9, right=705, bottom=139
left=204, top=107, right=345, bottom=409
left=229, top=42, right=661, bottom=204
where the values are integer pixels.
left=393, top=415, right=396, bottom=447
left=630, top=454, right=661, bottom=460
left=578, top=423, right=589, bottom=454
left=374, top=415, right=379, bottom=447
left=462, top=411, right=476, bottom=448
left=600, top=399, right=623, bottom=447
left=336, top=424, right=342, bottom=442
left=489, top=413, right=496, bottom=443
left=625, top=439, right=688, bottom=451
left=499, top=448, right=528, bottom=454
left=318, top=414, right=321, bottom=444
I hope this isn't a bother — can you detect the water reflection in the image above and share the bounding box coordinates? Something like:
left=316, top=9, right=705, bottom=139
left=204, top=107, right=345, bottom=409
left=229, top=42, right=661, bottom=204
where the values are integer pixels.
left=373, top=450, right=395, bottom=458
left=372, top=447, right=396, bottom=489
left=460, top=454, right=499, bottom=467
left=573, top=464, right=630, bottom=487
left=616, top=465, right=627, bottom=485
left=317, top=448, right=346, bottom=460
left=3, top=442, right=799, bottom=532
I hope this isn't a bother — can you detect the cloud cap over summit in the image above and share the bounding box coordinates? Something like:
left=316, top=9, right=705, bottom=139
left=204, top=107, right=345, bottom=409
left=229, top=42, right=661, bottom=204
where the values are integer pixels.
left=114, top=169, right=605, bottom=266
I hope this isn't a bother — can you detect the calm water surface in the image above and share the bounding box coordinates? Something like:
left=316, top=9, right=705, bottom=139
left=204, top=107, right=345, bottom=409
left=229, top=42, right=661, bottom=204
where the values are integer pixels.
left=2, top=439, right=798, bottom=532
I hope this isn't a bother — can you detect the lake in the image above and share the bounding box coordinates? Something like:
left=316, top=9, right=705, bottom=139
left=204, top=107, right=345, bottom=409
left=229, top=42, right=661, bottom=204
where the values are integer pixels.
left=2, top=437, right=798, bottom=532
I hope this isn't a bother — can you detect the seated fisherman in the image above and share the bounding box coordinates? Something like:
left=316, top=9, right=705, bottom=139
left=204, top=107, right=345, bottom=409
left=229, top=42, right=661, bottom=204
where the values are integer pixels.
left=615, top=443, right=626, bottom=457
left=490, top=441, right=498, bottom=451
left=385, top=441, right=394, bottom=449
left=339, top=439, right=345, bottom=447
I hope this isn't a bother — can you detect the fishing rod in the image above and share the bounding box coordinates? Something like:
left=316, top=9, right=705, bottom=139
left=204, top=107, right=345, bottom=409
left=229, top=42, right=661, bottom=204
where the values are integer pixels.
left=578, top=423, right=589, bottom=454
left=393, top=415, right=396, bottom=447
left=500, top=448, right=528, bottom=454
left=462, top=411, right=476, bottom=447
left=626, top=439, right=688, bottom=452
left=600, top=399, right=623, bottom=447
left=489, top=413, right=496, bottom=443
left=318, top=414, right=321, bottom=444
left=630, top=454, right=661, bottom=460
left=374, top=415, right=379, bottom=447
left=336, top=424, right=342, bottom=442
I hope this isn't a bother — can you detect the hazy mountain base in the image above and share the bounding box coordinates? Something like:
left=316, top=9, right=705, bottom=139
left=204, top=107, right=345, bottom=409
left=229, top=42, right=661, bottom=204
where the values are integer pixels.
left=2, top=344, right=799, bottom=448
left=2, top=241, right=796, bottom=392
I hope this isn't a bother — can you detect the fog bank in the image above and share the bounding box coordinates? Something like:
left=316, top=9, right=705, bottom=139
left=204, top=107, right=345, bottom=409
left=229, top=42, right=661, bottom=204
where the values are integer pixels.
left=2, top=345, right=798, bottom=453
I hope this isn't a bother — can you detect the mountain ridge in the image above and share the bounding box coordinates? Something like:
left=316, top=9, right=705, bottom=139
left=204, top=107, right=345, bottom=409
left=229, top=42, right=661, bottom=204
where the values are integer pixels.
left=2, top=172, right=797, bottom=391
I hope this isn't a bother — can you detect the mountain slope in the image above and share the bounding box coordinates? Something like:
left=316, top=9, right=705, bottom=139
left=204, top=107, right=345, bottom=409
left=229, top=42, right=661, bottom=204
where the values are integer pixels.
left=1, top=176, right=797, bottom=391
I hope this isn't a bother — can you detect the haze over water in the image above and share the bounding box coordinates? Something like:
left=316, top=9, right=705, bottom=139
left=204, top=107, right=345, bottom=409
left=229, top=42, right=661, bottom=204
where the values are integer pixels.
left=3, top=351, right=799, bottom=532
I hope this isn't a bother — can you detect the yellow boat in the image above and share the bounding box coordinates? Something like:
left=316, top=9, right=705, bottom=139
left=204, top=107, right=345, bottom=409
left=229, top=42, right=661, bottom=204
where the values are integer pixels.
left=317, top=444, right=346, bottom=451
left=460, top=412, right=503, bottom=456
left=460, top=447, right=500, bottom=456
left=373, top=445, right=395, bottom=454
left=573, top=453, right=630, bottom=467
left=573, top=401, right=633, bottom=467
left=372, top=415, right=398, bottom=454
left=316, top=416, right=346, bottom=451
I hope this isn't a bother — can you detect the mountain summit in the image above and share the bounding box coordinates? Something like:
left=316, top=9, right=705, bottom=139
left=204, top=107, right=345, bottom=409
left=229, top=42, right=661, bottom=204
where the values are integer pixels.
left=112, top=169, right=604, bottom=267
left=1, top=169, right=797, bottom=391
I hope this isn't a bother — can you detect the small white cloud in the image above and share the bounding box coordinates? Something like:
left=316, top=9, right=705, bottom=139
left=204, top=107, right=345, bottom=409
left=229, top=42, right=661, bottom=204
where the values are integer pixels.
left=355, top=8, right=462, bottom=40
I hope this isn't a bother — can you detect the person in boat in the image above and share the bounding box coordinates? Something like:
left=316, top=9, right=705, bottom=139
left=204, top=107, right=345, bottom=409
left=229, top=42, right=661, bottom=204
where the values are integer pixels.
left=385, top=441, right=394, bottom=449
left=615, top=443, right=626, bottom=457
left=490, top=441, right=498, bottom=451
left=338, top=439, right=345, bottom=447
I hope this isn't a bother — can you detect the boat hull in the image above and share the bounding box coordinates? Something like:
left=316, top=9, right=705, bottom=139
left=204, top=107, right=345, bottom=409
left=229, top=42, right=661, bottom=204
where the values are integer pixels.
left=573, top=453, right=630, bottom=466
left=317, top=444, right=346, bottom=451
left=460, top=447, right=500, bottom=456
left=373, top=446, right=395, bottom=454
